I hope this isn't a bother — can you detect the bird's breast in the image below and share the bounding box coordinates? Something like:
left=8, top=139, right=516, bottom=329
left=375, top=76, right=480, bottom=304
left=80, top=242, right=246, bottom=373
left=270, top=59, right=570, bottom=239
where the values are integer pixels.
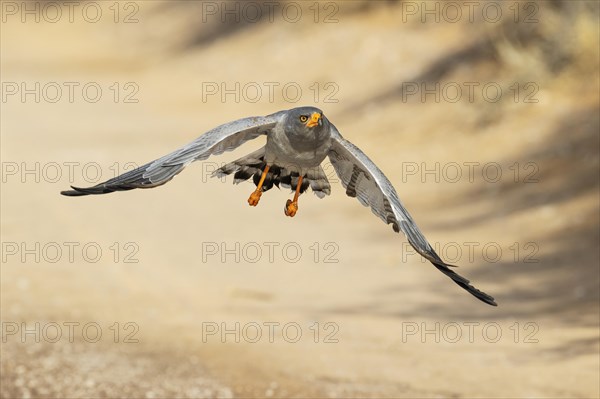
left=265, top=127, right=331, bottom=170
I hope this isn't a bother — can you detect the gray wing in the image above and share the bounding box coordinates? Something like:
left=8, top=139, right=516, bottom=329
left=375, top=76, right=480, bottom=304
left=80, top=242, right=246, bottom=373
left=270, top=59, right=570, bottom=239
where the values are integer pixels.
left=327, top=126, right=496, bottom=306
left=61, top=111, right=286, bottom=196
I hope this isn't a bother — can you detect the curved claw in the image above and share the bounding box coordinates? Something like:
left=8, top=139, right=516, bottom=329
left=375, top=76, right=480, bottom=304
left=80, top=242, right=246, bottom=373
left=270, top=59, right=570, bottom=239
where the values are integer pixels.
left=284, top=199, right=298, bottom=217
left=248, top=190, right=262, bottom=206
left=248, top=165, right=270, bottom=207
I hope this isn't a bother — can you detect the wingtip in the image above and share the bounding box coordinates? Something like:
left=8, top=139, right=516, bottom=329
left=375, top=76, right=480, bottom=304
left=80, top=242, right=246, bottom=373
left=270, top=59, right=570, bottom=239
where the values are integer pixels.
left=479, top=294, right=498, bottom=306
left=430, top=259, right=497, bottom=306
left=474, top=288, right=498, bottom=306
left=60, top=186, right=89, bottom=197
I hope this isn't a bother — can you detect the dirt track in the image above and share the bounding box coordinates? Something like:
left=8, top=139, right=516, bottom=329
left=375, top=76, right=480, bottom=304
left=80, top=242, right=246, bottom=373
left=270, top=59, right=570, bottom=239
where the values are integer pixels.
left=1, top=2, right=599, bottom=398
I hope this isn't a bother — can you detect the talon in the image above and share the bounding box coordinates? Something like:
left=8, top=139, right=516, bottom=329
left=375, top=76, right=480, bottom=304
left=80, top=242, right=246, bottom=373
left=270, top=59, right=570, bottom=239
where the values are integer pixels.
left=285, top=199, right=298, bottom=217
left=248, top=190, right=262, bottom=206
left=284, top=175, right=304, bottom=217
left=248, top=165, right=270, bottom=207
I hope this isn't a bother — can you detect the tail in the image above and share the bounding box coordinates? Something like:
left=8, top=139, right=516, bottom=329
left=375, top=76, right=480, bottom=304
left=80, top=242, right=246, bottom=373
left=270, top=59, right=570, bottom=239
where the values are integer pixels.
left=213, top=147, right=331, bottom=198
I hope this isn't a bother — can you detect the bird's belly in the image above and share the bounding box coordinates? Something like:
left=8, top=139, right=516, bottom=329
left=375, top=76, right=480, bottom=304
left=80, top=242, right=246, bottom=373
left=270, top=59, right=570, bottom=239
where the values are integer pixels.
left=265, top=133, right=330, bottom=173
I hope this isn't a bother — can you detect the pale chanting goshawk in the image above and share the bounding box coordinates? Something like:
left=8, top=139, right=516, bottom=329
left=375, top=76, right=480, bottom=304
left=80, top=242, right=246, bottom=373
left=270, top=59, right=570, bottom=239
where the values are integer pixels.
left=62, top=106, right=496, bottom=306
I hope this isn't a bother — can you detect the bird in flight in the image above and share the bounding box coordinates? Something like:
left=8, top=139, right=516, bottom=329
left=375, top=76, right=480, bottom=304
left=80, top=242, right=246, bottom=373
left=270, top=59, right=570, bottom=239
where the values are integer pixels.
left=62, top=106, right=496, bottom=306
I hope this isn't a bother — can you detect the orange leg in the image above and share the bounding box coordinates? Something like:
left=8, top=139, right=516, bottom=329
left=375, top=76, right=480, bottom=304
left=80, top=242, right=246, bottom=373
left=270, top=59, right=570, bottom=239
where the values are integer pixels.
left=284, top=175, right=304, bottom=217
left=248, top=165, right=270, bottom=206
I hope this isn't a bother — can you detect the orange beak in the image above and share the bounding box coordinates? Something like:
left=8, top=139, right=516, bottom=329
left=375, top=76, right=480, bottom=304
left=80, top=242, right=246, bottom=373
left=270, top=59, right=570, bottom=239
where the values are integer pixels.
left=306, top=112, right=321, bottom=128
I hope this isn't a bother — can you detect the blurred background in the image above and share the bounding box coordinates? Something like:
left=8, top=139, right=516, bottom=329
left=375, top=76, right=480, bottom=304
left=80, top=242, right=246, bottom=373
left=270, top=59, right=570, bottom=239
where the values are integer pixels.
left=1, top=1, right=598, bottom=397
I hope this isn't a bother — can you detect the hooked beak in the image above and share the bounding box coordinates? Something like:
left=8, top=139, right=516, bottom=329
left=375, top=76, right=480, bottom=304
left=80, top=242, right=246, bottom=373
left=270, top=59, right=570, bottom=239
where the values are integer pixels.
left=306, top=112, right=321, bottom=128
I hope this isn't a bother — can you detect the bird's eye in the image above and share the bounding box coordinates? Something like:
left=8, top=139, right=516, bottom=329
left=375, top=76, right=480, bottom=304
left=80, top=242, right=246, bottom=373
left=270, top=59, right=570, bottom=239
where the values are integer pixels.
left=299, top=115, right=308, bottom=123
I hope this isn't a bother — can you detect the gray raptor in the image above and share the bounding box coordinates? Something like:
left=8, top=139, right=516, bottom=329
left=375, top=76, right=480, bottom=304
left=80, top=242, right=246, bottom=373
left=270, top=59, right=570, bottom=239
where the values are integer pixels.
left=62, top=106, right=497, bottom=306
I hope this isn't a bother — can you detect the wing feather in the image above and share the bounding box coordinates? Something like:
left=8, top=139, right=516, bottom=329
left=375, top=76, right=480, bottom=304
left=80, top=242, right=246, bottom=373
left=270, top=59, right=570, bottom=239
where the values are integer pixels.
left=61, top=112, right=285, bottom=196
left=327, top=126, right=496, bottom=306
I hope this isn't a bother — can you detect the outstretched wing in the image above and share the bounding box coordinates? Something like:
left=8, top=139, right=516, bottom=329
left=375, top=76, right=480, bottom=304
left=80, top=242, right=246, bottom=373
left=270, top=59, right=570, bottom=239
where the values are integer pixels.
left=61, top=111, right=286, bottom=196
left=327, top=126, right=496, bottom=306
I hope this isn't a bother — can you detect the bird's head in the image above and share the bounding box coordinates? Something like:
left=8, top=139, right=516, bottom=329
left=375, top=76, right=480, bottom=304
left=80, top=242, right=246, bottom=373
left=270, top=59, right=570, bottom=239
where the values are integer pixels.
left=285, top=106, right=329, bottom=137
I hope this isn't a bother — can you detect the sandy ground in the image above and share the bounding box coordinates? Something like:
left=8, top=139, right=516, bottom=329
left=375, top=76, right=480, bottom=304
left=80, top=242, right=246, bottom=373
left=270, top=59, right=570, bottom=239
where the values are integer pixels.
left=1, top=2, right=599, bottom=398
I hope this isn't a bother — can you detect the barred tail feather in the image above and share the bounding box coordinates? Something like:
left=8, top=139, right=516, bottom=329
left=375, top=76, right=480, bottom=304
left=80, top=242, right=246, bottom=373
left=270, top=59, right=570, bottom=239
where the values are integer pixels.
left=213, top=147, right=331, bottom=198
